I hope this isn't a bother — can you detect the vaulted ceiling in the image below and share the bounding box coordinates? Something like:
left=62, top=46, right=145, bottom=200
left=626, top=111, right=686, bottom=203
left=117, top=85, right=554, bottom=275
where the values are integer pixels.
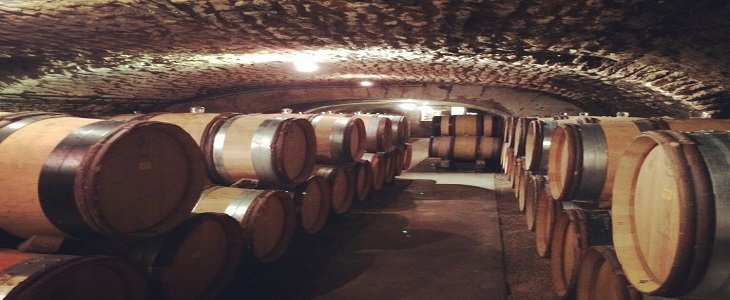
left=0, top=0, right=728, bottom=117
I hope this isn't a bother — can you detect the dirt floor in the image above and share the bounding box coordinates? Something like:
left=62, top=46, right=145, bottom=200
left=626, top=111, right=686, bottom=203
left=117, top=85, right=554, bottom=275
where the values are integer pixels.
left=494, top=173, right=556, bottom=300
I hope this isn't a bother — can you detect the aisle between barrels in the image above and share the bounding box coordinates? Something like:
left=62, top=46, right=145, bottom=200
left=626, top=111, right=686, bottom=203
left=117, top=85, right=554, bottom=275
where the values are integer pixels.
left=219, top=159, right=506, bottom=299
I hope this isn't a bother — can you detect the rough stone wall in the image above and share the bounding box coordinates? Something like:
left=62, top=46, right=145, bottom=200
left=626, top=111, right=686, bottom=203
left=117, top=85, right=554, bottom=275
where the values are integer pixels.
left=0, top=0, right=728, bottom=117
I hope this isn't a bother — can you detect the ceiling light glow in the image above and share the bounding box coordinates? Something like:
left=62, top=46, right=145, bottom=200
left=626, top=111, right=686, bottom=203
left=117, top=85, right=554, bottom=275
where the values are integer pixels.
left=293, top=60, right=320, bottom=73
left=359, top=80, right=374, bottom=87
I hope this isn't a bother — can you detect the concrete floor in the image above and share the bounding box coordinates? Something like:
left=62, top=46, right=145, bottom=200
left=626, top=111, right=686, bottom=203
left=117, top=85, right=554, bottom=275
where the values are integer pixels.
left=220, top=139, right=510, bottom=300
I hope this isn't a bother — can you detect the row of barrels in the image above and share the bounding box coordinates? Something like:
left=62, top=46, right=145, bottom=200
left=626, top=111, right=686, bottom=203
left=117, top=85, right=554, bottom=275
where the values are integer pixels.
left=0, top=111, right=412, bottom=299
left=504, top=114, right=730, bottom=299
left=428, top=115, right=503, bottom=161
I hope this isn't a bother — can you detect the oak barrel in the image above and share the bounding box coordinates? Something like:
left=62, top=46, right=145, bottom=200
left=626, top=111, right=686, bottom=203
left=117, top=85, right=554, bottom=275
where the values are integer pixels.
left=431, top=115, right=502, bottom=137
left=524, top=174, right=547, bottom=231
left=612, top=130, right=730, bottom=298
left=428, top=136, right=501, bottom=161
left=112, top=113, right=317, bottom=186
left=193, top=186, right=297, bottom=263
left=283, top=175, right=331, bottom=234
left=534, top=185, right=559, bottom=258
left=523, top=117, right=595, bottom=172
left=575, top=245, right=642, bottom=300
left=307, top=114, right=366, bottom=164
left=312, top=165, right=354, bottom=214
left=0, top=114, right=205, bottom=238
left=402, top=143, right=413, bottom=170
left=361, top=152, right=387, bottom=191
left=548, top=118, right=730, bottom=205
left=383, top=115, right=410, bottom=146
left=0, top=250, right=147, bottom=300
left=348, top=160, right=373, bottom=201
left=356, top=114, right=393, bottom=152
left=551, top=209, right=612, bottom=299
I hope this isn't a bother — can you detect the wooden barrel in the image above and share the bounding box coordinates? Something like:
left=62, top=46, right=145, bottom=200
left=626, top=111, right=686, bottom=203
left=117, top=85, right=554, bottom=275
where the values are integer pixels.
left=431, top=115, right=502, bottom=137
left=523, top=117, right=595, bottom=172
left=386, top=149, right=398, bottom=184
left=524, top=174, right=547, bottom=231
left=612, top=130, right=730, bottom=298
left=361, top=152, right=387, bottom=191
left=534, top=185, right=560, bottom=258
left=193, top=186, right=297, bottom=263
left=500, top=144, right=512, bottom=175
left=283, top=175, right=331, bottom=234
left=548, top=118, right=730, bottom=205
left=112, top=113, right=317, bottom=186
left=575, top=246, right=642, bottom=300
left=356, top=114, right=393, bottom=152
left=428, top=136, right=501, bottom=161
left=73, top=213, right=243, bottom=300
left=551, top=209, right=613, bottom=299
left=308, top=114, right=367, bottom=164
left=0, top=250, right=147, bottom=300
left=514, top=161, right=527, bottom=204
left=0, top=114, right=205, bottom=239
left=512, top=117, right=538, bottom=157
left=502, top=116, right=517, bottom=145
left=402, top=143, right=413, bottom=170
left=312, top=165, right=354, bottom=214
left=348, top=160, right=373, bottom=201
left=383, top=115, right=410, bottom=146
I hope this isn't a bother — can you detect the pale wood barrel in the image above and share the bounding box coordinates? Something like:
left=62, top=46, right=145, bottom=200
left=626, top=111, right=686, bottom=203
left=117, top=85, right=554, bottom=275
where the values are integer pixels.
left=0, top=250, right=147, bottom=300
left=0, top=115, right=205, bottom=238
left=548, top=118, right=730, bottom=206
left=551, top=209, right=613, bottom=299
left=310, top=114, right=366, bottom=164
left=523, top=117, right=594, bottom=172
left=348, top=160, right=373, bottom=201
left=514, top=160, right=527, bottom=203
left=361, top=152, right=387, bottom=191
left=575, top=246, right=642, bottom=300
left=524, top=174, right=547, bottom=231
left=428, top=136, right=501, bottom=160
left=284, top=175, right=331, bottom=234
left=193, top=186, right=296, bottom=263
left=312, top=165, right=354, bottom=214
left=513, top=117, right=537, bottom=157
left=431, top=116, right=450, bottom=136
left=402, top=143, right=413, bottom=170
left=112, top=113, right=317, bottom=186
left=383, top=115, right=410, bottom=146
left=534, top=186, right=560, bottom=258
left=356, top=114, right=393, bottom=152
left=612, top=130, right=730, bottom=298
left=502, top=116, right=517, bottom=145
left=68, top=213, right=243, bottom=300
left=431, top=115, right=502, bottom=137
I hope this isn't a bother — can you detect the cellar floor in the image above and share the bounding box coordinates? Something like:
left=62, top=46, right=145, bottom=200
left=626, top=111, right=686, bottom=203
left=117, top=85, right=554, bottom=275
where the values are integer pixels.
left=220, top=139, right=552, bottom=300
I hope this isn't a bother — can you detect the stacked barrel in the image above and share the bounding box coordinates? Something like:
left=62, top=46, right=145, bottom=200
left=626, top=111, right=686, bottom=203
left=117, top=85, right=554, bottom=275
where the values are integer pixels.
left=428, top=115, right=503, bottom=166
left=502, top=113, right=730, bottom=299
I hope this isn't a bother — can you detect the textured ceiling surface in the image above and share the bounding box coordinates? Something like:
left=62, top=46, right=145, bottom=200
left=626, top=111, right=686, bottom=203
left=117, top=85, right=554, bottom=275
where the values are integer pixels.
left=0, top=0, right=728, bottom=117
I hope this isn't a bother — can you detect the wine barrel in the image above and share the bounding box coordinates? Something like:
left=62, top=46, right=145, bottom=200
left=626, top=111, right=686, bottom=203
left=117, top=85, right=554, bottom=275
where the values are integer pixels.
left=551, top=209, right=612, bottom=299
left=74, top=213, right=243, bottom=300
left=0, top=250, right=147, bottom=300
left=534, top=185, right=560, bottom=258
left=0, top=114, right=205, bottom=238
left=361, top=152, right=387, bottom=191
left=112, top=113, right=317, bottom=186
left=512, top=117, right=538, bottom=157
left=514, top=161, right=527, bottom=203
left=548, top=118, right=730, bottom=205
left=193, top=186, right=297, bottom=263
left=284, top=175, right=331, bottom=234
left=308, top=114, right=366, bottom=164
left=612, top=130, right=730, bottom=298
left=431, top=115, right=502, bottom=137
left=428, top=136, right=501, bottom=161
left=312, top=165, right=354, bottom=214
left=383, top=115, right=410, bottom=146
left=575, top=246, right=642, bottom=300
left=383, top=148, right=398, bottom=183
left=523, top=117, right=595, bottom=172
left=524, top=174, right=547, bottom=231
left=348, top=160, right=373, bottom=201
left=355, top=114, right=393, bottom=152
left=502, top=116, right=517, bottom=145
left=402, top=143, right=413, bottom=170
